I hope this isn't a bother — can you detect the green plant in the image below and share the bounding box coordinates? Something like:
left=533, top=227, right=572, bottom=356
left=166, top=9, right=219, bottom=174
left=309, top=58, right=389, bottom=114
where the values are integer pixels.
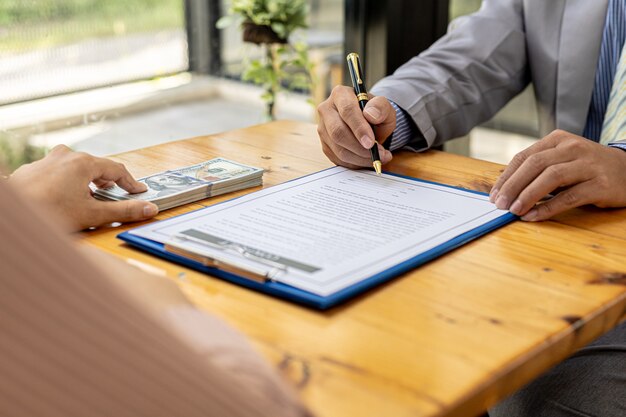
left=0, top=134, right=47, bottom=175
left=217, top=0, right=313, bottom=120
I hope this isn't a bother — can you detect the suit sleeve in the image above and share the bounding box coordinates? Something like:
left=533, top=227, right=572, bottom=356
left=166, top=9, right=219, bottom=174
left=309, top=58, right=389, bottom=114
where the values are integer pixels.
left=371, top=0, right=529, bottom=148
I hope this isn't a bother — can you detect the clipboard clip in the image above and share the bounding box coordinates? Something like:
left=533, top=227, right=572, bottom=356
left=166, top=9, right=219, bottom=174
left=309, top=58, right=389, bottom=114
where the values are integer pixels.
left=164, top=234, right=288, bottom=284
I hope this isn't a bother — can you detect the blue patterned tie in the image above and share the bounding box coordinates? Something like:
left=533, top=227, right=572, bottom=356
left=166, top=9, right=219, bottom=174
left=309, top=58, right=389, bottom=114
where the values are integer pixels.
left=583, top=0, right=626, bottom=142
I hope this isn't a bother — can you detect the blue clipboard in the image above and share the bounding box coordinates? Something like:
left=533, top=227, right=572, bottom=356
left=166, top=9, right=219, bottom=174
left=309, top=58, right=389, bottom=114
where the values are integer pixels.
left=118, top=171, right=517, bottom=310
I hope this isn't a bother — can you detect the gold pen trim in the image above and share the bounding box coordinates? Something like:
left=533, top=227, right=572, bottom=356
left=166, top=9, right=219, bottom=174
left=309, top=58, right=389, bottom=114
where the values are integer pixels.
left=347, top=53, right=363, bottom=84
left=373, top=160, right=382, bottom=176
left=356, top=93, right=368, bottom=101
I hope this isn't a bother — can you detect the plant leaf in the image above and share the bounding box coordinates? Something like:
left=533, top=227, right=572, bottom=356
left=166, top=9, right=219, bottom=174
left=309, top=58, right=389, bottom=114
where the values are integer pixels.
left=216, top=15, right=236, bottom=29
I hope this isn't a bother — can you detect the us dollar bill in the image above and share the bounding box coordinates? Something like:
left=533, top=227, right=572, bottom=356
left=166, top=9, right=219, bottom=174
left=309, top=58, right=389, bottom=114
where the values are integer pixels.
left=169, top=158, right=262, bottom=183
left=96, top=171, right=210, bottom=201
left=93, top=158, right=263, bottom=209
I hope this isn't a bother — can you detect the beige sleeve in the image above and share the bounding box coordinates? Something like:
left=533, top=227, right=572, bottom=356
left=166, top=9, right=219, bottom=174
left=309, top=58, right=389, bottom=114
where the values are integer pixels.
left=0, top=180, right=311, bottom=417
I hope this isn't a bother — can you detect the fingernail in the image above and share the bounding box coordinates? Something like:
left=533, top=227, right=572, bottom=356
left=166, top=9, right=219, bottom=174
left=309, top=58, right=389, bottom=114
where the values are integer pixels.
left=143, top=204, right=158, bottom=217
left=489, top=188, right=499, bottom=203
left=495, top=195, right=509, bottom=210
left=509, top=199, right=522, bottom=214
left=360, top=135, right=375, bottom=148
left=521, top=209, right=538, bottom=222
left=382, top=150, right=393, bottom=163
left=364, top=107, right=381, bottom=121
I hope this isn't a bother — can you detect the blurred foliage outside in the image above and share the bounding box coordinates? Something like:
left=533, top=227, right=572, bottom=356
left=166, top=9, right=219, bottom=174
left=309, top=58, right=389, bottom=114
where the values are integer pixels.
left=450, top=0, right=482, bottom=20
left=0, top=134, right=47, bottom=175
left=0, top=0, right=183, bottom=170
left=0, top=0, right=184, bottom=53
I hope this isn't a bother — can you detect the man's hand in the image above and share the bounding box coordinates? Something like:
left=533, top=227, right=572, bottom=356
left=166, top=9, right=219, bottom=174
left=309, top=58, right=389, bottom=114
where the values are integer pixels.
left=317, top=85, right=395, bottom=168
left=490, top=130, right=626, bottom=221
left=9, top=145, right=158, bottom=231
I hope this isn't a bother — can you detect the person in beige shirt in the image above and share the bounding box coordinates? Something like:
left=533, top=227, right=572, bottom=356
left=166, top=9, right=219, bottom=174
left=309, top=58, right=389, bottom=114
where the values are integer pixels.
left=1, top=146, right=312, bottom=417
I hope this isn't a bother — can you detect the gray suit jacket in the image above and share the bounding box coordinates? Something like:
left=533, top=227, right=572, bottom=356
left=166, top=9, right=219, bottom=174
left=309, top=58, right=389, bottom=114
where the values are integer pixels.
left=371, top=0, right=609, bottom=148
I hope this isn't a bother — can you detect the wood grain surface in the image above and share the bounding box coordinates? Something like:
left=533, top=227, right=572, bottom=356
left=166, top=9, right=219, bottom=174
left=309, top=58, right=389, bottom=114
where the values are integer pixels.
left=78, top=120, right=626, bottom=417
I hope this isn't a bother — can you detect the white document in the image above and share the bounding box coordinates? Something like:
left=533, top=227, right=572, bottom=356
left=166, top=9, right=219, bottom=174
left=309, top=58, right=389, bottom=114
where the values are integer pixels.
left=130, top=167, right=510, bottom=296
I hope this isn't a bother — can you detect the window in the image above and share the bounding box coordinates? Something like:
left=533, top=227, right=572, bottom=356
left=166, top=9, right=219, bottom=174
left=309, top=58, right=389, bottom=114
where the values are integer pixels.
left=219, top=0, right=344, bottom=99
left=449, top=0, right=482, bottom=19
left=0, top=0, right=187, bottom=105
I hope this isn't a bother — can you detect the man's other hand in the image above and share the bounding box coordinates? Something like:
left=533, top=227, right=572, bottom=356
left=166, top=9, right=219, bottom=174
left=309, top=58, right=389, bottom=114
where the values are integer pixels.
left=10, top=145, right=158, bottom=231
left=317, top=85, right=395, bottom=168
left=490, top=130, right=626, bottom=221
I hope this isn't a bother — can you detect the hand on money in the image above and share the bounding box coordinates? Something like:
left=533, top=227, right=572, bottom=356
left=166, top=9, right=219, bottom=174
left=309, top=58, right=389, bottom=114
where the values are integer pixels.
left=9, top=145, right=159, bottom=231
left=95, top=157, right=264, bottom=210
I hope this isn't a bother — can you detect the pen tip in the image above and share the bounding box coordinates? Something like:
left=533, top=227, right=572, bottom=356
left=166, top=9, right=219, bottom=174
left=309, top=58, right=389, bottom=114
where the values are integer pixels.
left=373, top=161, right=382, bottom=176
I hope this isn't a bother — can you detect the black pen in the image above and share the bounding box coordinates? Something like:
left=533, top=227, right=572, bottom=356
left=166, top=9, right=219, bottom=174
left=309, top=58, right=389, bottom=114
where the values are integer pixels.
left=346, top=52, right=382, bottom=175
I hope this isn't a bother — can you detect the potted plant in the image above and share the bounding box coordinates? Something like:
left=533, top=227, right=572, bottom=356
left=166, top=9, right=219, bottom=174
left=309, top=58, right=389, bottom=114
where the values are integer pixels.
left=217, top=0, right=313, bottom=120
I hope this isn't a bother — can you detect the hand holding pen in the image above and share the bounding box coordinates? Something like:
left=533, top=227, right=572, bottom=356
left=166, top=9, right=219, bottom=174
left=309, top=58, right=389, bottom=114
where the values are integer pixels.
left=346, top=53, right=383, bottom=174
left=316, top=56, right=395, bottom=171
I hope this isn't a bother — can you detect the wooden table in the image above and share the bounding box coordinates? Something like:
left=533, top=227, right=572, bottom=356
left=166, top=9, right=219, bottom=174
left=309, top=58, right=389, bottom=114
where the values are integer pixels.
left=79, top=121, right=626, bottom=417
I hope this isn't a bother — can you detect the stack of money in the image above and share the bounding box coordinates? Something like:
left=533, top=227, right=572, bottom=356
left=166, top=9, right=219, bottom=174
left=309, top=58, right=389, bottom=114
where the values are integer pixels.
left=94, top=158, right=264, bottom=211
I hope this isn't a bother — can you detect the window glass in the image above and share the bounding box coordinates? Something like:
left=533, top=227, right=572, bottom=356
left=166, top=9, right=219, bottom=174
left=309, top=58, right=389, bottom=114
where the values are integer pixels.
left=0, top=0, right=188, bottom=172
left=0, top=0, right=187, bottom=105
left=220, top=0, right=344, bottom=97
left=450, top=0, right=482, bottom=19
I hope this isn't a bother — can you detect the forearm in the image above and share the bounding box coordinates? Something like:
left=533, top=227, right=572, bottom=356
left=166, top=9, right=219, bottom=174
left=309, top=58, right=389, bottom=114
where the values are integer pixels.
left=161, top=306, right=311, bottom=417
left=86, top=249, right=310, bottom=417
